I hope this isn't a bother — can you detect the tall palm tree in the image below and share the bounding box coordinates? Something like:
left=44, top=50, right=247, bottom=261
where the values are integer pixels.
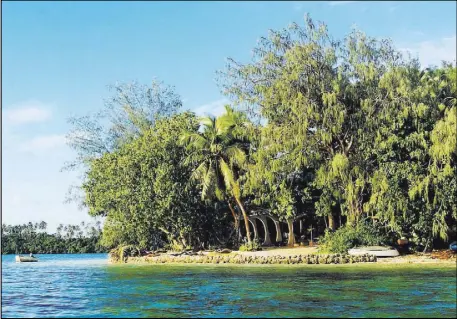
left=180, top=106, right=253, bottom=245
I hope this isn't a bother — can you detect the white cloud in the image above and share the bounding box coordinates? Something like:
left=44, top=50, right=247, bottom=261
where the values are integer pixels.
left=400, top=35, right=456, bottom=68
left=4, top=101, right=52, bottom=125
left=20, top=134, right=67, bottom=153
left=193, top=99, right=230, bottom=117
left=328, top=1, right=355, bottom=6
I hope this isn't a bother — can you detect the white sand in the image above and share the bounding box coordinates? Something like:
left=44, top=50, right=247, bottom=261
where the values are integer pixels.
left=232, top=246, right=319, bottom=257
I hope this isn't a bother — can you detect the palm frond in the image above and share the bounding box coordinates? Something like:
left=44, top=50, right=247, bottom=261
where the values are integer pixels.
left=201, top=164, right=216, bottom=200
left=179, top=131, right=195, bottom=146
left=224, top=104, right=234, bottom=116
left=180, top=131, right=208, bottom=150
left=191, top=161, right=209, bottom=182
left=226, top=145, right=247, bottom=167
left=219, top=158, right=239, bottom=198
left=200, top=116, right=216, bottom=130
left=214, top=184, right=225, bottom=201
left=216, top=112, right=235, bottom=135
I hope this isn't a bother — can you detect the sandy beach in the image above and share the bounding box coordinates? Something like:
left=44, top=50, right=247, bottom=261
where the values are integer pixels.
left=116, top=246, right=457, bottom=266
left=224, top=247, right=457, bottom=265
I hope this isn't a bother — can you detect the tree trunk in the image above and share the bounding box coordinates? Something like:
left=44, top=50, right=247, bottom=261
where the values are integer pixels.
left=328, top=214, right=336, bottom=231
left=228, top=201, right=240, bottom=241
left=234, top=197, right=252, bottom=245
left=287, top=219, right=295, bottom=247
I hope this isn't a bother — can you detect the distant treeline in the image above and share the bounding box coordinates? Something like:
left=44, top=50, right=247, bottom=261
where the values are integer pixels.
left=1, top=221, right=107, bottom=254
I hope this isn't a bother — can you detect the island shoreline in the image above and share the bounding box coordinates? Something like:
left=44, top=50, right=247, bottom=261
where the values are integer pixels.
left=110, top=260, right=457, bottom=268
left=109, top=247, right=457, bottom=267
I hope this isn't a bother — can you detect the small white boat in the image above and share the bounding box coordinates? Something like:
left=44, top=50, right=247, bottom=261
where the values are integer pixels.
left=348, top=246, right=399, bottom=257
left=15, top=255, right=38, bottom=263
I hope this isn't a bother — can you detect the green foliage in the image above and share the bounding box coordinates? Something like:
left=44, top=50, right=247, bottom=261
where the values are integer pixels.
left=180, top=105, right=254, bottom=244
left=66, top=15, right=456, bottom=253
left=109, top=245, right=142, bottom=262
left=64, top=80, right=182, bottom=209
left=319, top=222, right=389, bottom=254
left=239, top=240, right=262, bottom=252
left=220, top=15, right=456, bottom=246
left=1, top=221, right=105, bottom=254
left=82, top=112, right=227, bottom=250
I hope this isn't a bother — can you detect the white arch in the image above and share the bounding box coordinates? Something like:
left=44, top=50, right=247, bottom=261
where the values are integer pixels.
left=247, top=218, right=258, bottom=240
left=252, top=216, right=272, bottom=246
left=264, top=215, right=283, bottom=243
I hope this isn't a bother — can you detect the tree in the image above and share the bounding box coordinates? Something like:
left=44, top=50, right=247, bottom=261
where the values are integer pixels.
left=220, top=15, right=376, bottom=230
left=64, top=80, right=183, bottom=209
left=219, top=14, right=456, bottom=248
left=66, top=80, right=182, bottom=168
left=82, top=112, right=225, bottom=250
left=180, top=106, right=254, bottom=245
left=63, top=14, right=456, bottom=253
left=1, top=221, right=105, bottom=254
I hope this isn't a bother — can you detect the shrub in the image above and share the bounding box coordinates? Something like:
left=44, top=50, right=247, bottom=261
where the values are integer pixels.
left=318, top=222, right=388, bottom=254
left=109, top=245, right=142, bottom=262
left=238, top=240, right=262, bottom=252
left=167, top=241, right=188, bottom=252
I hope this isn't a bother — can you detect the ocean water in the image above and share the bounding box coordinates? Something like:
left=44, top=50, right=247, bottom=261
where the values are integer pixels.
left=1, top=254, right=456, bottom=318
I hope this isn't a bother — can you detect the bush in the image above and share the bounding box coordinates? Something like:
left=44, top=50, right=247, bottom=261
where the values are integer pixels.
left=109, top=245, right=142, bottom=262
left=318, top=222, right=388, bottom=254
left=167, top=241, right=188, bottom=252
left=239, top=240, right=262, bottom=252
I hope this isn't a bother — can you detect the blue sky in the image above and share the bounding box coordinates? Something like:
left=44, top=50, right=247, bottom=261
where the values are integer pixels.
left=2, top=1, right=456, bottom=232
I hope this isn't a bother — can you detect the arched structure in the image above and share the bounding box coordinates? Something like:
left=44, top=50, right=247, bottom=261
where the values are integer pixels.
left=248, top=218, right=258, bottom=241
left=266, top=215, right=283, bottom=243
left=251, top=216, right=271, bottom=246
left=239, top=214, right=289, bottom=246
left=239, top=212, right=310, bottom=247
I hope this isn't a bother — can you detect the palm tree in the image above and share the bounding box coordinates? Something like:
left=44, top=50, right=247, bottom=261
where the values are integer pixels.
left=180, top=105, right=253, bottom=245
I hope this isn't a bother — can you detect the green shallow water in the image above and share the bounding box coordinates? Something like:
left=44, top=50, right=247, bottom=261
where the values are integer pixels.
left=2, top=254, right=456, bottom=318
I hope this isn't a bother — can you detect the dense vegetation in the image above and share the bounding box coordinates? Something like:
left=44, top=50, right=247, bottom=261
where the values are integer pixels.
left=1, top=221, right=105, bottom=254
left=66, top=15, right=456, bottom=253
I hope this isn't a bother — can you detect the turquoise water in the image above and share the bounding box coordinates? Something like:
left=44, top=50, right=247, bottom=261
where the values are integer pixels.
left=1, top=254, right=456, bottom=318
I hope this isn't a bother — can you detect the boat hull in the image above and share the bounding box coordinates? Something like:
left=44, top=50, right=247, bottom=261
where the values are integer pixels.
left=15, top=256, right=38, bottom=263
left=348, top=246, right=399, bottom=257
left=450, top=242, right=457, bottom=252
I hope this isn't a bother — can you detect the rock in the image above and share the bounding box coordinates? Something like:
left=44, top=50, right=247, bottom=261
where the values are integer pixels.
left=113, top=250, right=380, bottom=265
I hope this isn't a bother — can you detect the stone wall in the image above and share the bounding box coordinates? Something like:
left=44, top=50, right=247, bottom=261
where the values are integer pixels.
left=112, top=253, right=377, bottom=265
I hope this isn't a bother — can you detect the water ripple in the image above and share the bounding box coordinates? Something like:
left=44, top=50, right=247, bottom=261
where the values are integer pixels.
left=2, top=254, right=456, bottom=318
